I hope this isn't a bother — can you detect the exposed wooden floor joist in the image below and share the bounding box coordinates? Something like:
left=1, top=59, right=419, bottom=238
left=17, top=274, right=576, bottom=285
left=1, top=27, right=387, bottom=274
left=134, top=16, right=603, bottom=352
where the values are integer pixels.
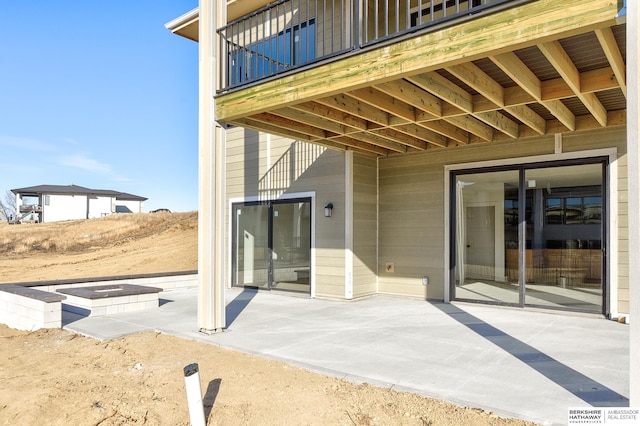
left=215, top=0, right=625, bottom=157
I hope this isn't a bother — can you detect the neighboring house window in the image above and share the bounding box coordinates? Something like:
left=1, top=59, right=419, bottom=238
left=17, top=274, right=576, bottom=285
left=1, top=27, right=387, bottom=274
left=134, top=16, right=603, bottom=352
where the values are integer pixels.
left=44, top=195, right=50, bottom=206
left=229, top=19, right=316, bottom=86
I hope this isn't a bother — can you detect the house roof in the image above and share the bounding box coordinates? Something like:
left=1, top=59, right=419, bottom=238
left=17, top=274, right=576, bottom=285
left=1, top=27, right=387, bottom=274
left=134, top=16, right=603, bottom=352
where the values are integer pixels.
left=11, top=184, right=147, bottom=201
left=165, top=8, right=199, bottom=42
left=165, top=2, right=275, bottom=37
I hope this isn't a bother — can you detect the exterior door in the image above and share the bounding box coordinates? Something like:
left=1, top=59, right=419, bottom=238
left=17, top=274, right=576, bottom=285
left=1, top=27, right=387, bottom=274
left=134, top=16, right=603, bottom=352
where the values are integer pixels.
left=233, top=204, right=270, bottom=289
left=451, top=159, right=606, bottom=314
left=232, top=198, right=311, bottom=293
left=523, top=164, right=604, bottom=312
left=465, top=206, right=496, bottom=281
left=454, top=169, right=520, bottom=305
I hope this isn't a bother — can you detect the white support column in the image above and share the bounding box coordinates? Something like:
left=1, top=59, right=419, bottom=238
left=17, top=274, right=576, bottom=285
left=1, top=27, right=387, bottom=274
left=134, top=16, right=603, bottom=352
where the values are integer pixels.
left=627, top=0, right=639, bottom=406
left=198, top=0, right=226, bottom=333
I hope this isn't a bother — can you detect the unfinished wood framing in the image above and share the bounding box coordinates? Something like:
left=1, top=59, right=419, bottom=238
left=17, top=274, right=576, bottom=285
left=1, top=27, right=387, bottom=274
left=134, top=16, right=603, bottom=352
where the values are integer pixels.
left=213, top=0, right=623, bottom=158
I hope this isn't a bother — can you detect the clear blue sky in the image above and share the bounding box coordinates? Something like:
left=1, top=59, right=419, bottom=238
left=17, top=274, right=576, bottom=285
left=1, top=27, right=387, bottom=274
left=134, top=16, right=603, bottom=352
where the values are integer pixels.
left=1, top=1, right=199, bottom=212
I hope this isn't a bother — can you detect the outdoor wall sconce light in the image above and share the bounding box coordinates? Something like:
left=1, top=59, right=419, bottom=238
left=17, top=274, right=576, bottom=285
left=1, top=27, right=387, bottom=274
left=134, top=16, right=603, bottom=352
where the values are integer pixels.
left=324, top=203, right=334, bottom=217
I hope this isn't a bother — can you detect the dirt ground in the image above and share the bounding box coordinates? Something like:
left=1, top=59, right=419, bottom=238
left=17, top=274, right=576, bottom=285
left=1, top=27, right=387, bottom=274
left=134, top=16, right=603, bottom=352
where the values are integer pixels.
left=0, top=214, right=539, bottom=425
left=0, top=212, right=198, bottom=283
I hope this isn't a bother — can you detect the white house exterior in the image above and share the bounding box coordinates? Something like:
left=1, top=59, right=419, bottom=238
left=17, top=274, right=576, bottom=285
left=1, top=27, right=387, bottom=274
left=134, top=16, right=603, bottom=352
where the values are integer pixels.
left=11, top=185, right=147, bottom=223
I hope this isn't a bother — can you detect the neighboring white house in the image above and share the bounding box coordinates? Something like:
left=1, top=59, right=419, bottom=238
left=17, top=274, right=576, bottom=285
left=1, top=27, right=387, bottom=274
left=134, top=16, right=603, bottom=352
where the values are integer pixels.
left=10, top=184, right=147, bottom=223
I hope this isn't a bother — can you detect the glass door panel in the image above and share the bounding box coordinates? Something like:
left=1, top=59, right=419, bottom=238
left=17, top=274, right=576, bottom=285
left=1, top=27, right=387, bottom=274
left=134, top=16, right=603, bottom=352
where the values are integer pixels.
left=523, top=164, right=603, bottom=312
left=271, top=201, right=311, bottom=292
left=452, top=160, right=606, bottom=313
left=232, top=199, right=312, bottom=294
left=233, top=204, right=269, bottom=289
left=454, top=170, right=520, bottom=304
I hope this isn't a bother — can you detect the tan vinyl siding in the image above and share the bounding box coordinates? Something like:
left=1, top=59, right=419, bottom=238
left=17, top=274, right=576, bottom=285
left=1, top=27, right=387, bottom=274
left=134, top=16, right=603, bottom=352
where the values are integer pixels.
left=318, top=0, right=347, bottom=55
left=225, top=127, right=347, bottom=298
left=614, top=146, right=629, bottom=314
left=378, top=158, right=445, bottom=300
left=312, top=152, right=347, bottom=298
left=315, top=250, right=346, bottom=299
left=353, top=154, right=378, bottom=297
left=226, top=128, right=262, bottom=199
left=225, top=123, right=628, bottom=311
left=378, top=127, right=628, bottom=311
left=563, top=129, right=628, bottom=314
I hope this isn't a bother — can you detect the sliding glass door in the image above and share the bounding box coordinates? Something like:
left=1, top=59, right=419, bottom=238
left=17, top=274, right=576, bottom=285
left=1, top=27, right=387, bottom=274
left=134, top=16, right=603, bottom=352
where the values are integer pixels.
left=523, top=164, right=603, bottom=311
left=454, top=169, right=521, bottom=305
left=233, top=204, right=270, bottom=289
left=232, top=198, right=311, bottom=293
left=451, top=159, right=606, bottom=314
left=271, top=201, right=311, bottom=291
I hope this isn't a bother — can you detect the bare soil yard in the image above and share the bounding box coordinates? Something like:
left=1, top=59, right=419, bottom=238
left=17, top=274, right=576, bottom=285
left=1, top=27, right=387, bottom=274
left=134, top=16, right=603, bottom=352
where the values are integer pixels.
left=0, top=212, right=197, bottom=282
left=0, top=213, right=538, bottom=425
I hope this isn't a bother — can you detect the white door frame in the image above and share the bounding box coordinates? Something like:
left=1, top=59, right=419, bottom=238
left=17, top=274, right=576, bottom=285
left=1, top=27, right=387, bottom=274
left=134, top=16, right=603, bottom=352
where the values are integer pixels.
left=444, top=148, right=618, bottom=317
left=229, top=191, right=316, bottom=297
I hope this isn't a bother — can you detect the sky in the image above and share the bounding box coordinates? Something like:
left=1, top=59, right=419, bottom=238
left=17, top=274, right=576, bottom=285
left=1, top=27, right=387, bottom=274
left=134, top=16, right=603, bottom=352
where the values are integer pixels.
left=1, top=1, right=200, bottom=212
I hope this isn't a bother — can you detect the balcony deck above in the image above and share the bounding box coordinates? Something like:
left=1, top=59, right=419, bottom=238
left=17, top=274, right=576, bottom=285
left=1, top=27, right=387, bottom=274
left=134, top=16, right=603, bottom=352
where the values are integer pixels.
left=174, top=0, right=627, bottom=157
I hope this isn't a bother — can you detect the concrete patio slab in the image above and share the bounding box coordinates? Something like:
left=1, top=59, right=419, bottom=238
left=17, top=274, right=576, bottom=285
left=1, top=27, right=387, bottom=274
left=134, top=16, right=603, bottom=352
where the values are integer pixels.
left=63, top=286, right=629, bottom=426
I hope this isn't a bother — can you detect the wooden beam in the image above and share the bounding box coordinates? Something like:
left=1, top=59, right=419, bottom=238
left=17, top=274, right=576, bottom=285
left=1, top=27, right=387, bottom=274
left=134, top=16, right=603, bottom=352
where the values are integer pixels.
left=216, top=0, right=619, bottom=121
left=411, top=109, right=440, bottom=123
left=484, top=86, right=576, bottom=132
left=490, top=109, right=625, bottom=141
left=439, top=103, right=468, bottom=118
left=445, top=115, right=494, bottom=141
left=328, top=135, right=389, bottom=156
left=315, top=94, right=390, bottom=127
left=272, top=107, right=350, bottom=136
left=250, top=112, right=328, bottom=139
left=490, top=52, right=541, bottom=99
left=375, top=80, right=442, bottom=117
left=476, top=66, right=620, bottom=109
left=490, top=51, right=565, bottom=133
left=487, top=58, right=613, bottom=131
left=504, top=105, right=546, bottom=135
left=233, top=117, right=321, bottom=143
left=539, top=40, right=608, bottom=126
left=334, top=131, right=407, bottom=153
left=407, top=72, right=473, bottom=113
left=595, top=27, right=627, bottom=98
left=370, top=127, right=429, bottom=150
left=474, top=110, right=519, bottom=138
left=392, top=123, right=448, bottom=148
left=415, top=120, right=469, bottom=145
left=407, top=71, right=518, bottom=138
left=540, top=100, right=576, bottom=131
left=233, top=119, right=373, bottom=154
left=292, top=101, right=368, bottom=132
left=541, top=66, right=621, bottom=100
left=349, top=87, right=416, bottom=122
left=446, top=62, right=504, bottom=107
left=446, top=62, right=533, bottom=138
